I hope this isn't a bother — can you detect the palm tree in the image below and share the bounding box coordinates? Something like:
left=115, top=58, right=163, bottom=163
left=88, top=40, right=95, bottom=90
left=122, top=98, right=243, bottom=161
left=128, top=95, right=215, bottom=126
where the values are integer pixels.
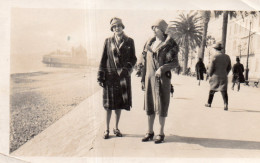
left=198, top=11, right=211, bottom=61
left=214, top=11, right=238, bottom=54
left=205, top=35, right=216, bottom=64
left=168, top=12, right=203, bottom=74
left=198, top=11, right=258, bottom=60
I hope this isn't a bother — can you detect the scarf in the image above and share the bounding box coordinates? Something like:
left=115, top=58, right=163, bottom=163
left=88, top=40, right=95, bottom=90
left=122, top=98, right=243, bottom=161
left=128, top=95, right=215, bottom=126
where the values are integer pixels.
left=111, top=35, right=129, bottom=104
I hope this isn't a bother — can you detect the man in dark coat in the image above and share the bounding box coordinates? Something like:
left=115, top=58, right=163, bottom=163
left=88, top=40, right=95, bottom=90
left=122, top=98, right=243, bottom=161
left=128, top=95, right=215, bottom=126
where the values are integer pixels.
left=231, top=57, right=245, bottom=91
left=205, top=42, right=231, bottom=111
left=97, top=17, right=137, bottom=139
left=195, top=58, right=206, bottom=85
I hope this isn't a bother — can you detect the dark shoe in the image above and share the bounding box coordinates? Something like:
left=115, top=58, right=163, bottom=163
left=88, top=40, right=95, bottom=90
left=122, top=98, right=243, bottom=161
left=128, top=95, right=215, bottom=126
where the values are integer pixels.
left=103, top=130, right=109, bottom=139
left=154, top=135, right=165, bottom=144
left=113, top=128, right=123, bottom=137
left=142, top=132, right=154, bottom=142
left=205, top=103, right=211, bottom=107
left=224, top=104, right=228, bottom=111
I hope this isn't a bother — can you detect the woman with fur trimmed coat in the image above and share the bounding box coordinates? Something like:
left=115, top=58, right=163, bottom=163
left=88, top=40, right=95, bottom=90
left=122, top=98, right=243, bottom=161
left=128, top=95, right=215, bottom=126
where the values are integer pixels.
left=141, top=19, right=179, bottom=144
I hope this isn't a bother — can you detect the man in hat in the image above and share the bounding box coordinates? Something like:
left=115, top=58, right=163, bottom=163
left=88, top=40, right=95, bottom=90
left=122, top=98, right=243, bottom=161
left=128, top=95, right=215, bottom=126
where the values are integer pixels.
left=231, top=57, right=245, bottom=91
left=205, top=42, right=231, bottom=111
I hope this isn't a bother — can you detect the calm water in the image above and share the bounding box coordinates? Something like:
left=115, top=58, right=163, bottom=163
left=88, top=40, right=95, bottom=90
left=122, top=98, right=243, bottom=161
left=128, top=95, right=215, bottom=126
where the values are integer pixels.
left=10, top=54, right=94, bottom=74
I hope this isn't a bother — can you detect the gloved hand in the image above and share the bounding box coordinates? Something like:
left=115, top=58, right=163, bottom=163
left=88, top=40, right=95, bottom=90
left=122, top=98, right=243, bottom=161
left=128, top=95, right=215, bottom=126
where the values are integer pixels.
left=120, top=68, right=129, bottom=78
left=155, top=67, right=162, bottom=78
left=97, top=78, right=105, bottom=87
left=141, top=82, right=145, bottom=91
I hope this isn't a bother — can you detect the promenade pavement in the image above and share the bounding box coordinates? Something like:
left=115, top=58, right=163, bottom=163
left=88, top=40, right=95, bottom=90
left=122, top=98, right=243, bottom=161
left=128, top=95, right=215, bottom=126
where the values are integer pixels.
left=11, top=73, right=260, bottom=162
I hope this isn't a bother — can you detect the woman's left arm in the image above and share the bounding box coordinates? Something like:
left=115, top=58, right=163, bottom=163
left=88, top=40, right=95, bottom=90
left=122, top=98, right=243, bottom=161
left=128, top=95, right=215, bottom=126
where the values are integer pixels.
left=124, top=39, right=137, bottom=74
left=160, top=48, right=179, bottom=73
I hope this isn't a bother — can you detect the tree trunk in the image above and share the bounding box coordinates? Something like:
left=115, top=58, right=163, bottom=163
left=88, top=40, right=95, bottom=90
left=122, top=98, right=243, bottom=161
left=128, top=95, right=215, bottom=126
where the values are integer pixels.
left=222, top=11, right=229, bottom=54
left=183, top=44, right=189, bottom=74
left=198, top=11, right=211, bottom=61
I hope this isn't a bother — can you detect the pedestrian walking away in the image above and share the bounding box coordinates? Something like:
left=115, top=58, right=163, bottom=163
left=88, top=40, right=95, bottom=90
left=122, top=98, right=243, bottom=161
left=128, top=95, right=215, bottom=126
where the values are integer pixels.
left=205, top=42, right=231, bottom=111
left=97, top=17, right=137, bottom=139
left=141, top=19, right=179, bottom=144
left=231, top=57, right=245, bottom=91
left=195, top=57, right=206, bottom=86
left=205, top=66, right=210, bottom=81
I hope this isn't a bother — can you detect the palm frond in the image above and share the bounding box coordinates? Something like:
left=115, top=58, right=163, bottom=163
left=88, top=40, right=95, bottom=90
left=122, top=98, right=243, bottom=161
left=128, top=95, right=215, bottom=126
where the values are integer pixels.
left=170, top=12, right=203, bottom=70
left=228, top=11, right=238, bottom=19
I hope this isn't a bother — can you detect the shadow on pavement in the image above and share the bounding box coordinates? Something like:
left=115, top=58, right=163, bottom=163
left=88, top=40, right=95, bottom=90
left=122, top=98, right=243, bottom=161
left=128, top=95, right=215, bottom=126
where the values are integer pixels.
left=229, top=108, right=260, bottom=113
left=173, top=97, right=192, bottom=100
left=206, top=107, right=260, bottom=113
left=123, top=134, right=144, bottom=138
left=166, top=135, right=260, bottom=150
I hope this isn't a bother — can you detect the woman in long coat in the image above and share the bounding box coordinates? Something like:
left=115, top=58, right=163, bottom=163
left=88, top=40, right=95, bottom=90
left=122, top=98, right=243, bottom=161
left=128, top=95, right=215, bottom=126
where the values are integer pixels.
left=141, top=19, right=179, bottom=144
left=97, top=17, right=137, bottom=139
left=205, top=42, right=231, bottom=111
left=231, top=57, right=245, bottom=91
left=195, top=58, right=206, bottom=85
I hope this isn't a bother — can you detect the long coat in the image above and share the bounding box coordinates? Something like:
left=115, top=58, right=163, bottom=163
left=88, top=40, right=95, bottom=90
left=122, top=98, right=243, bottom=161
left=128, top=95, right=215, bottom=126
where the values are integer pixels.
left=208, top=51, right=231, bottom=91
left=141, top=37, right=179, bottom=117
left=232, top=62, right=245, bottom=83
left=97, top=34, right=137, bottom=110
left=195, top=61, right=206, bottom=80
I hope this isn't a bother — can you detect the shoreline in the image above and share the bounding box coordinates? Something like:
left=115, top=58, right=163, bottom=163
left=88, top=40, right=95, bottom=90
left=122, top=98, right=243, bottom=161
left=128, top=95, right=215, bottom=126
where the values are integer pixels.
left=10, top=68, right=100, bottom=153
left=10, top=65, right=98, bottom=75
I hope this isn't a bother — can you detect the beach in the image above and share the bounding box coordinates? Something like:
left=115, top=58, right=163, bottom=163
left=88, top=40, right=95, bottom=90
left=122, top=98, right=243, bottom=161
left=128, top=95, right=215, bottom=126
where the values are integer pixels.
left=10, top=67, right=100, bottom=153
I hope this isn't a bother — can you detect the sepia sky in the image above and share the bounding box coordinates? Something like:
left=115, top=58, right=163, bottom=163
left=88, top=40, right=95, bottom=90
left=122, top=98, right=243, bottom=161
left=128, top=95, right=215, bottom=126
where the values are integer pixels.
left=10, top=8, right=218, bottom=60
left=9, top=0, right=256, bottom=73
left=11, top=8, right=87, bottom=56
left=10, top=8, right=183, bottom=73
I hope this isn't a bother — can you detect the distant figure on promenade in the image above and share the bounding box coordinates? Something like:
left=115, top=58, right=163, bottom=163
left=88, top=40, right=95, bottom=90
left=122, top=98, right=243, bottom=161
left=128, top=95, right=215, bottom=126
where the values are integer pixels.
left=97, top=17, right=137, bottom=139
left=136, top=62, right=144, bottom=77
left=185, top=67, right=191, bottom=76
left=231, top=57, right=245, bottom=91
left=205, top=42, right=231, bottom=111
left=195, top=58, right=206, bottom=86
left=141, top=19, right=179, bottom=144
left=135, top=54, right=145, bottom=77
left=176, top=65, right=181, bottom=75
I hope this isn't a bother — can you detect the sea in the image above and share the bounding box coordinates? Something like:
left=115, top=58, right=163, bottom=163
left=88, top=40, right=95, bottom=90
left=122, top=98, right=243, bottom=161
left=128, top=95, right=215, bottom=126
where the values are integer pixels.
left=10, top=54, right=95, bottom=74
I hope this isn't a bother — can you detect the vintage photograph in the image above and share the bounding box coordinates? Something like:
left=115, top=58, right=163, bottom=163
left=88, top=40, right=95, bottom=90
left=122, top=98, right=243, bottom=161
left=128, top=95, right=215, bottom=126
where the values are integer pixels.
left=1, top=0, right=260, bottom=162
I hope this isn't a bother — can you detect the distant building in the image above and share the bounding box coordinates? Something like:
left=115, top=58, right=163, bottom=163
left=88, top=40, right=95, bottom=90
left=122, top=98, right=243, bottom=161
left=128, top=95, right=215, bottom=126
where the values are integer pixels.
left=204, top=17, right=222, bottom=68
left=226, top=14, right=260, bottom=78
left=71, top=45, right=87, bottom=57
left=42, top=45, right=89, bottom=67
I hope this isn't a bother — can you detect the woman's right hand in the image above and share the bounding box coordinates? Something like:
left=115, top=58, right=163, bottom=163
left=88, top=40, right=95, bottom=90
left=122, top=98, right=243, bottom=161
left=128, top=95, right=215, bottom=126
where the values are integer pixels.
left=145, top=44, right=153, bottom=53
left=141, top=82, right=145, bottom=91
left=98, top=81, right=104, bottom=87
left=98, top=78, right=105, bottom=88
